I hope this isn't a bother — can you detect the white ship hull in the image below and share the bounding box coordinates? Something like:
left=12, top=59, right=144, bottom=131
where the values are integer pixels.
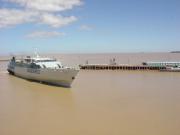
left=8, top=66, right=79, bottom=87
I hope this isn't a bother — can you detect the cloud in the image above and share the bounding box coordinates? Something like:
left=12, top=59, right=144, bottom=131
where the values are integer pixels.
left=0, top=9, right=77, bottom=28
left=26, top=31, right=65, bottom=38
left=6, top=0, right=82, bottom=12
left=79, top=24, right=92, bottom=31
left=0, top=9, right=38, bottom=28
left=0, top=0, right=82, bottom=28
left=39, top=13, right=77, bottom=28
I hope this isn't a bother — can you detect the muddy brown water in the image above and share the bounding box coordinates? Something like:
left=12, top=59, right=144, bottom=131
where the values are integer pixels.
left=0, top=53, right=180, bottom=135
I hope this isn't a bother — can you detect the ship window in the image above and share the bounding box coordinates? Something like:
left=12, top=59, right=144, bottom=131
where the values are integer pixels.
left=36, top=65, right=41, bottom=69
left=25, top=59, right=31, bottom=63
left=42, top=64, right=46, bottom=68
left=37, top=59, right=56, bottom=62
left=30, top=63, right=41, bottom=69
left=57, top=64, right=61, bottom=68
left=30, top=63, right=35, bottom=68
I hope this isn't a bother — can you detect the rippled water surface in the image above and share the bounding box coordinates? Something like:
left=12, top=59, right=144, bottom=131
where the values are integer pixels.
left=0, top=53, right=180, bottom=135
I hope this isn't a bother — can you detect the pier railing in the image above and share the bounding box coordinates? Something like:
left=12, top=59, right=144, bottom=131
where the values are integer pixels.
left=79, top=64, right=166, bottom=71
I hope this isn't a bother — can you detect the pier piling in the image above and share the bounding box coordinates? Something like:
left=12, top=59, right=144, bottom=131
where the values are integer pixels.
left=79, top=64, right=166, bottom=71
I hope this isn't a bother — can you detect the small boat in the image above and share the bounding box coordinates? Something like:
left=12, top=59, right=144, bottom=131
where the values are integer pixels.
left=160, top=66, right=180, bottom=72
left=7, top=55, right=79, bottom=87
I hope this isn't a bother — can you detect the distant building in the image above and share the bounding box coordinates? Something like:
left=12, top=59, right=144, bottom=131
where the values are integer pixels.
left=170, top=51, right=180, bottom=53
left=142, top=61, right=180, bottom=67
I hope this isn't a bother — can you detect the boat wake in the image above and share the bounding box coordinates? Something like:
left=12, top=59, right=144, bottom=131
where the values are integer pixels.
left=0, top=71, right=8, bottom=74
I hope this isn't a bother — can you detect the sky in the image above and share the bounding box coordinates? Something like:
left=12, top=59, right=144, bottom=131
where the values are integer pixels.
left=0, top=0, right=180, bottom=54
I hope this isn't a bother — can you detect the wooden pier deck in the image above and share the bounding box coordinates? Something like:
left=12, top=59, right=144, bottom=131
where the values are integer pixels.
left=79, top=64, right=166, bottom=71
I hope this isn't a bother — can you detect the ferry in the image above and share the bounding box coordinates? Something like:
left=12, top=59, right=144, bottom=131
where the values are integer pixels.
left=7, top=55, right=79, bottom=87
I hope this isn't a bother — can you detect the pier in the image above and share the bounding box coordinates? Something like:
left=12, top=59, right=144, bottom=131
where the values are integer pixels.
left=79, top=64, right=166, bottom=71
